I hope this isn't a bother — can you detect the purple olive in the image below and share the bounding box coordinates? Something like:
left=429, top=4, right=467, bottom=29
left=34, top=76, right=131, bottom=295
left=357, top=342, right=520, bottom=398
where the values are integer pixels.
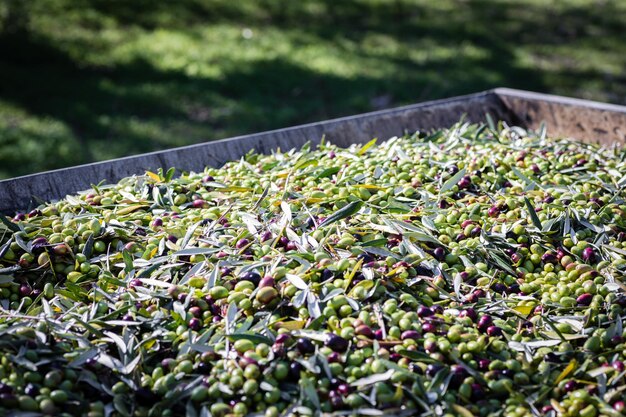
left=260, top=230, right=273, bottom=242
left=19, top=285, right=32, bottom=297
left=459, top=307, right=477, bottom=321
left=240, top=271, right=261, bottom=285
left=477, top=315, right=492, bottom=331
left=576, top=293, right=593, bottom=306
left=355, top=325, right=375, bottom=339
left=13, top=213, right=26, bottom=221
left=417, top=306, right=434, bottom=318
left=28, top=209, right=42, bottom=218
left=289, top=361, right=303, bottom=380
left=424, top=339, right=438, bottom=353
left=31, top=237, right=49, bottom=249
left=563, top=380, right=577, bottom=392
left=320, top=269, right=334, bottom=281
left=492, top=283, right=506, bottom=293
left=188, top=318, right=201, bottom=330
left=422, top=322, right=437, bottom=334
left=487, top=206, right=500, bottom=217
left=426, top=364, right=443, bottom=377
left=325, top=333, right=349, bottom=352
left=486, top=326, right=503, bottom=337
left=235, top=238, right=250, bottom=249
left=458, top=176, right=471, bottom=189
left=541, top=252, right=557, bottom=264
left=433, top=247, right=445, bottom=261
left=401, top=330, right=420, bottom=340
left=192, top=199, right=207, bottom=208
left=329, top=391, right=344, bottom=408
left=296, top=338, right=315, bottom=354
left=258, top=276, right=275, bottom=289
left=471, top=383, right=485, bottom=400
left=582, top=247, right=596, bottom=262
left=613, top=361, right=625, bottom=372
left=327, top=352, right=341, bottom=363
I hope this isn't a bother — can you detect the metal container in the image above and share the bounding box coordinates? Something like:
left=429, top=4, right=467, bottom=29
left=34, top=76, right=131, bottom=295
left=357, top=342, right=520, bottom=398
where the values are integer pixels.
left=1, top=88, right=625, bottom=214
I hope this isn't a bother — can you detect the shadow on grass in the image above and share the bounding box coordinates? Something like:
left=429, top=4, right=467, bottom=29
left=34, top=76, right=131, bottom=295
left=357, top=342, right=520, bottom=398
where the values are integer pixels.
left=0, top=0, right=624, bottom=178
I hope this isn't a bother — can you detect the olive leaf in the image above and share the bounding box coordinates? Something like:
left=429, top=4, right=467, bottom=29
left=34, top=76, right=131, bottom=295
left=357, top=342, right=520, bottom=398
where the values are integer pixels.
left=318, top=200, right=363, bottom=228
left=227, top=332, right=272, bottom=345
left=357, top=138, right=378, bottom=155
left=0, top=215, right=20, bottom=232
left=439, top=167, right=466, bottom=194
left=524, top=197, right=543, bottom=230
left=351, top=369, right=395, bottom=387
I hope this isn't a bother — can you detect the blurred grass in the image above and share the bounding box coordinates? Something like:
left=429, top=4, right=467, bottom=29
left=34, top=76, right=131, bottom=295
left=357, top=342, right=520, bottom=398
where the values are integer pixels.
left=0, top=0, right=624, bottom=178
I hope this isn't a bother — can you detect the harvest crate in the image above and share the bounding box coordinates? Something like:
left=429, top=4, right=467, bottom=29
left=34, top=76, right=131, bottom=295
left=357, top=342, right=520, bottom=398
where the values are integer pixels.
left=1, top=88, right=625, bottom=214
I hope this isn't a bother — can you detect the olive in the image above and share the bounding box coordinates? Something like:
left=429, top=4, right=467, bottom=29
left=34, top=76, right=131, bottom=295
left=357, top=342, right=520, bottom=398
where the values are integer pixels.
left=325, top=333, right=349, bottom=352
left=256, top=287, right=278, bottom=304
left=296, top=338, right=315, bottom=355
left=240, top=271, right=261, bottom=285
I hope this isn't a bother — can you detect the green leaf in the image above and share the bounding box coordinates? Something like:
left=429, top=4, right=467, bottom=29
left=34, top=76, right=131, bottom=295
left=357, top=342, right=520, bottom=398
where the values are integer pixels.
left=122, top=250, right=134, bottom=273
left=315, top=166, right=340, bottom=179
left=351, top=369, right=395, bottom=387
left=488, top=251, right=516, bottom=276
left=511, top=166, right=540, bottom=190
left=165, top=167, right=176, bottom=182
left=82, top=234, right=94, bottom=258
left=358, top=238, right=389, bottom=248
left=357, top=138, right=377, bottom=155
left=227, top=332, right=272, bottom=345
left=0, top=215, right=20, bottom=232
left=319, top=200, right=363, bottom=228
left=301, top=377, right=321, bottom=410
left=361, top=246, right=399, bottom=259
left=524, top=197, right=543, bottom=229
left=485, top=113, right=496, bottom=133
left=440, top=167, right=466, bottom=194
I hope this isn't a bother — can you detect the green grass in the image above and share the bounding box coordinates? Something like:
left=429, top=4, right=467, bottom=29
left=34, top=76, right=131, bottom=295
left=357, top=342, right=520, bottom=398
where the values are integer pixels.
left=0, top=0, right=625, bottom=179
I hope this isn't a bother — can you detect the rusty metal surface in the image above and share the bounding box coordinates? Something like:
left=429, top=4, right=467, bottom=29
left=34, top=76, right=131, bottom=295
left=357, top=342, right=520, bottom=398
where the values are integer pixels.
left=0, top=90, right=508, bottom=214
left=0, top=88, right=625, bottom=214
left=495, top=88, right=626, bottom=146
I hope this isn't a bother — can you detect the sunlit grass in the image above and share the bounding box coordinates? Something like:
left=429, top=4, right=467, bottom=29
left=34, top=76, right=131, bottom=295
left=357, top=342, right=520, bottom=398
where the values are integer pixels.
left=0, top=0, right=624, bottom=178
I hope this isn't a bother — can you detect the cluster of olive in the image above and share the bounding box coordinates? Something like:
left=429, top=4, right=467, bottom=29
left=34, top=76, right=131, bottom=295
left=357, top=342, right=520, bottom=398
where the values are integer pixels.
left=1, top=122, right=625, bottom=416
